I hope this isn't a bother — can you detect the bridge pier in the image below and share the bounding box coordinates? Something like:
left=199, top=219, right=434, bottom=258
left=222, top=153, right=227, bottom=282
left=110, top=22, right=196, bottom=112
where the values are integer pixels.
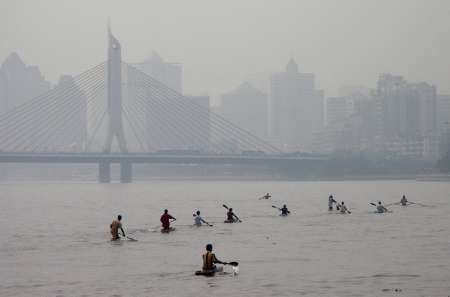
left=99, top=161, right=111, bottom=183
left=120, top=161, right=132, bottom=183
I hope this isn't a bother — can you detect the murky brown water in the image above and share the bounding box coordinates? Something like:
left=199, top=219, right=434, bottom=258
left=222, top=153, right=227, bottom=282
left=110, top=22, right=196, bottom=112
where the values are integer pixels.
left=1, top=180, right=449, bottom=296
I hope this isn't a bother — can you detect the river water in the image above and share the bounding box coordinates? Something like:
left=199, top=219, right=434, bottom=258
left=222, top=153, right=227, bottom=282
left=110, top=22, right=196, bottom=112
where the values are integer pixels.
left=1, top=180, right=449, bottom=297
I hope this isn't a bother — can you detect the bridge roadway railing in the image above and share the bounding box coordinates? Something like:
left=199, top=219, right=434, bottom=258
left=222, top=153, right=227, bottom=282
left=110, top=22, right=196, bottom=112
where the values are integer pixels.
left=0, top=152, right=328, bottom=183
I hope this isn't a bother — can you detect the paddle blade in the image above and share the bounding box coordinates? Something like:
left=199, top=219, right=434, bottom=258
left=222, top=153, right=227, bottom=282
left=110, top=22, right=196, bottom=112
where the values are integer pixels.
left=228, top=261, right=239, bottom=267
left=370, top=203, right=377, bottom=206
left=271, top=205, right=278, bottom=208
left=222, top=204, right=229, bottom=209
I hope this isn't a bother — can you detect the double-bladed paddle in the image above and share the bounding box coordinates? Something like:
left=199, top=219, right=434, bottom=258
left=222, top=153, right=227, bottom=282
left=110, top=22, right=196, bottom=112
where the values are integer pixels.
left=409, top=202, right=430, bottom=207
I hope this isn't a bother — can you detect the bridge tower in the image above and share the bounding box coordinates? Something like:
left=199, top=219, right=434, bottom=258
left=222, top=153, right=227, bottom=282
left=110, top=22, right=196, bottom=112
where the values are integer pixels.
left=105, top=25, right=128, bottom=153
left=99, top=26, right=132, bottom=183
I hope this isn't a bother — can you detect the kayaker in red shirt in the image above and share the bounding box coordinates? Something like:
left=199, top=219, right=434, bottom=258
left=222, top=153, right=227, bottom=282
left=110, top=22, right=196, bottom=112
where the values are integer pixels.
left=160, top=209, right=176, bottom=231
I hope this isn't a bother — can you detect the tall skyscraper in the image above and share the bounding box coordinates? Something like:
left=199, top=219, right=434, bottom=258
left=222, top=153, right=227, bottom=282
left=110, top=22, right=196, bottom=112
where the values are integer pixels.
left=269, top=58, right=324, bottom=151
left=0, top=71, right=7, bottom=113
left=220, top=82, right=268, bottom=140
left=377, top=74, right=437, bottom=140
left=325, top=97, right=352, bottom=128
left=437, top=95, right=450, bottom=132
left=132, top=51, right=184, bottom=149
left=143, top=94, right=210, bottom=152
left=313, top=89, right=381, bottom=154
left=134, top=51, right=182, bottom=93
left=51, top=75, right=87, bottom=151
left=184, top=95, right=210, bottom=150
left=0, top=52, right=50, bottom=114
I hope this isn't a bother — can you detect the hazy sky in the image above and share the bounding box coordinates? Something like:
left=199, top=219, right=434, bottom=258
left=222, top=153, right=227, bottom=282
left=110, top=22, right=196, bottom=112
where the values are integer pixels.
left=1, top=0, right=449, bottom=102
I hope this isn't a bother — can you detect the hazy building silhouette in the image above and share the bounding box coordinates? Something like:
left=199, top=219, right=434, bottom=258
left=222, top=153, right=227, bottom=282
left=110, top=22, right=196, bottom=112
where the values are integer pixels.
left=314, top=92, right=377, bottom=154
left=220, top=82, right=268, bottom=140
left=132, top=51, right=186, bottom=150
left=437, top=95, right=450, bottom=158
left=325, top=97, right=352, bottom=128
left=0, top=71, right=6, bottom=113
left=184, top=95, right=210, bottom=150
left=377, top=74, right=437, bottom=140
left=437, top=95, right=450, bottom=131
left=269, top=58, right=323, bottom=151
left=244, top=72, right=271, bottom=95
left=134, top=51, right=182, bottom=93
left=144, top=94, right=210, bottom=152
left=0, top=52, right=50, bottom=113
left=51, top=75, right=87, bottom=151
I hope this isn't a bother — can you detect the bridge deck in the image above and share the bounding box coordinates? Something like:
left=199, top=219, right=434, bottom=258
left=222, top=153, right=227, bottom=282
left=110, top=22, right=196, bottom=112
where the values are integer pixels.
left=0, top=153, right=327, bottom=165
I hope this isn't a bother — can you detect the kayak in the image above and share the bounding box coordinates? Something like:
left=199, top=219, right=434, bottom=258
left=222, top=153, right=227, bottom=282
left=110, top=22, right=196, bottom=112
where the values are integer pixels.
left=110, top=237, right=137, bottom=243
left=195, top=270, right=216, bottom=276
left=373, top=210, right=393, bottom=214
left=224, top=220, right=238, bottom=223
left=161, top=227, right=176, bottom=233
left=328, top=210, right=342, bottom=214
left=280, top=213, right=289, bottom=217
left=195, top=266, right=223, bottom=276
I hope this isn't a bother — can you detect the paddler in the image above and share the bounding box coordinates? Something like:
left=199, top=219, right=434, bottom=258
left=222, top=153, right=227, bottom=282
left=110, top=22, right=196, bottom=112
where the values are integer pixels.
left=110, top=215, right=125, bottom=241
left=376, top=201, right=388, bottom=213
left=400, top=195, right=408, bottom=206
left=339, top=201, right=350, bottom=214
left=202, top=243, right=225, bottom=272
left=194, top=210, right=207, bottom=226
left=260, top=193, right=272, bottom=200
left=328, top=194, right=338, bottom=211
left=160, top=209, right=176, bottom=231
left=280, top=204, right=290, bottom=216
left=226, top=208, right=239, bottom=223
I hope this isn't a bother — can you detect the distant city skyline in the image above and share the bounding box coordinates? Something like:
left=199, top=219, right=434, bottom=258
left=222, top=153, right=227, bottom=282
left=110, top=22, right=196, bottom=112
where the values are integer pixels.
left=1, top=0, right=449, bottom=103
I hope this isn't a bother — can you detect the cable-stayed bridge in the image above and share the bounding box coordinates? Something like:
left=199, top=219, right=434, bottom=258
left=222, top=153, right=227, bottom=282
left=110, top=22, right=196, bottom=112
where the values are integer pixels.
left=0, top=29, right=325, bottom=182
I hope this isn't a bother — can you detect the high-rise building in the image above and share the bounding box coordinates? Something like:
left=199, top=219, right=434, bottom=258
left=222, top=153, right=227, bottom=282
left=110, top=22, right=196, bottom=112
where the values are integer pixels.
left=377, top=74, right=437, bottom=140
left=220, top=82, right=268, bottom=140
left=0, top=71, right=7, bottom=113
left=144, top=94, right=210, bottom=152
left=437, top=95, right=450, bottom=132
left=437, top=95, right=450, bottom=158
left=132, top=51, right=185, bottom=150
left=134, top=51, right=182, bottom=93
left=184, top=95, right=210, bottom=150
left=51, top=75, right=87, bottom=151
left=0, top=52, right=50, bottom=113
left=325, top=97, right=352, bottom=128
left=314, top=89, right=383, bottom=154
left=269, top=58, right=324, bottom=151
